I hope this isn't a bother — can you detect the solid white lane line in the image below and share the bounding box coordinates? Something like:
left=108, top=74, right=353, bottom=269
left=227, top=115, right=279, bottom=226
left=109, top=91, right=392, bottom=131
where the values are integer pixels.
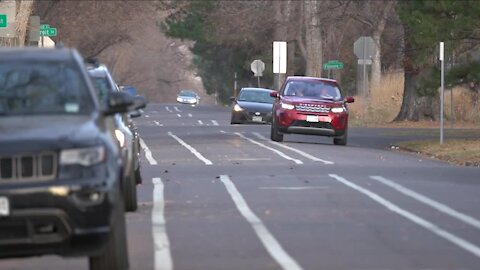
left=168, top=132, right=213, bottom=165
left=329, top=174, right=480, bottom=258
left=152, top=178, right=173, bottom=270
left=154, top=121, right=164, bottom=127
left=252, top=132, right=334, bottom=165
left=139, top=138, right=158, bottom=165
left=233, top=132, right=302, bottom=165
left=176, top=114, right=182, bottom=118
left=259, top=186, right=328, bottom=190
left=211, top=120, right=219, bottom=126
left=219, top=175, right=303, bottom=270
left=198, top=120, right=204, bottom=125
left=165, top=106, right=172, bottom=113
left=371, top=176, right=480, bottom=231
left=174, top=106, right=181, bottom=112
left=188, top=113, right=193, bottom=118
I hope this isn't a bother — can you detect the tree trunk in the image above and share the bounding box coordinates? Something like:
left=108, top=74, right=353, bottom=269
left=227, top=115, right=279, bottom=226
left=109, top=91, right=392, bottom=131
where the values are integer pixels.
left=371, top=1, right=393, bottom=88
left=395, top=23, right=439, bottom=122
left=15, top=0, right=34, bottom=47
left=304, top=0, right=322, bottom=77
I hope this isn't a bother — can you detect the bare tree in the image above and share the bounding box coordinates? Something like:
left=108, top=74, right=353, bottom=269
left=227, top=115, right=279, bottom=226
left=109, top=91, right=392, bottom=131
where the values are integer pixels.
left=344, top=0, right=395, bottom=87
left=301, top=0, right=323, bottom=77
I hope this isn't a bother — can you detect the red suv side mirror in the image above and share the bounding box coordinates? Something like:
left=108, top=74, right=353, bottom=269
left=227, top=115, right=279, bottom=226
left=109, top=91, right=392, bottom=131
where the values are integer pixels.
left=270, top=91, right=279, bottom=98
left=344, top=96, right=355, bottom=103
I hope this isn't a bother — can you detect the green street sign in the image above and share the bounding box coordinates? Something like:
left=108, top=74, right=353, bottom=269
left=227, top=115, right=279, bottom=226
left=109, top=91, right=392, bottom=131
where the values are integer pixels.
left=0, top=14, right=6, bottom=28
left=40, top=28, right=57, bottom=37
left=323, top=60, right=344, bottom=70
left=40, top=24, right=50, bottom=30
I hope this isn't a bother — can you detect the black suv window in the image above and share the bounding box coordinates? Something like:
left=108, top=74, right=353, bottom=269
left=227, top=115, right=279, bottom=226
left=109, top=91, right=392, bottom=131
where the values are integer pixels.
left=90, top=75, right=112, bottom=105
left=0, top=61, right=94, bottom=115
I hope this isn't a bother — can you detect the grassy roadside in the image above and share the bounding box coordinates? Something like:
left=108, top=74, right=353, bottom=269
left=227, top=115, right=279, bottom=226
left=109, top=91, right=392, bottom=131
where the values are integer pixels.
left=396, top=139, right=480, bottom=167
left=346, top=71, right=479, bottom=167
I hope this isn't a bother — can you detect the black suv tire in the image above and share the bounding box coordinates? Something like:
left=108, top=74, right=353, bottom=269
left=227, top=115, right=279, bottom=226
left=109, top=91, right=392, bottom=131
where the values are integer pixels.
left=89, top=192, right=129, bottom=270
left=125, top=168, right=138, bottom=212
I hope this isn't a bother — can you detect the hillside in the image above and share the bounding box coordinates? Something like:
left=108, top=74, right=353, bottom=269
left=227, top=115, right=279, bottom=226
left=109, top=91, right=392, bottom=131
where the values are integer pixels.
left=33, top=1, right=213, bottom=104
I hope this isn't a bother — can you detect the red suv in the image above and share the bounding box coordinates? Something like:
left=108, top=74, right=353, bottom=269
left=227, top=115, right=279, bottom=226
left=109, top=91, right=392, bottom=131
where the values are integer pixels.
left=270, top=76, right=354, bottom=145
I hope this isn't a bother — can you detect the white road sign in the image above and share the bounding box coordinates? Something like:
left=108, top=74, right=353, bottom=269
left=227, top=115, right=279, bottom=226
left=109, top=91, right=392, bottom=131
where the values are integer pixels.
left=273, top=41, right=287, bottom=74
left=251, top=59, right=265, bottom=77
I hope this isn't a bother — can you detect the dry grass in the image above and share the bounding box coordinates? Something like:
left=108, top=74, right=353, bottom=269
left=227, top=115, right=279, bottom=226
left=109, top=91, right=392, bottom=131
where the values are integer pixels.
left=349, top=71, right=480, bottom=127
left=397, top=139, right=480, bottom=166
left=349, top=71, right=403, bottom=126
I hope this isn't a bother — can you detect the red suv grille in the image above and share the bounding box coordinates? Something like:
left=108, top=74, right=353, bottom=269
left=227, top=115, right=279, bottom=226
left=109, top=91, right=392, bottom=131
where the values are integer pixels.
left=295, top=104, right=330, bottom=113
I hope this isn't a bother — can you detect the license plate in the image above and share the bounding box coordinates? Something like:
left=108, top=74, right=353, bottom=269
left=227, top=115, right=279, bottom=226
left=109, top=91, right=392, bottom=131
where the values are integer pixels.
left=0, top=197, right=9, bottom=216
left=306, top=115, right=319, bottom=122
left=252, top=116, right=262, bottom=122
left=319, top=116, right=331, bottom=122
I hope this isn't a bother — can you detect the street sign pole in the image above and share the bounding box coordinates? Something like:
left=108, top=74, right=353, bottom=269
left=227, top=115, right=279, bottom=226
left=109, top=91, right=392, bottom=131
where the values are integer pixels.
left=440, top=42, right=445, bottom=144
left=234, top=72, right=237, bottom=97
left=257, top=76, right=261, bottom=88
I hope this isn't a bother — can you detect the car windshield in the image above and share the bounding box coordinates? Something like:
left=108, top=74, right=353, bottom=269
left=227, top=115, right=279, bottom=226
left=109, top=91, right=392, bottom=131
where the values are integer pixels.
left=179, top=91, right=197, bottom=97
left=0, top=61, right=94, bottom=116
left=238, top=89, right=275, bottom=104
left=283, top=81, right=342, bottom=101
left=90, top=75, right=112, bottom=105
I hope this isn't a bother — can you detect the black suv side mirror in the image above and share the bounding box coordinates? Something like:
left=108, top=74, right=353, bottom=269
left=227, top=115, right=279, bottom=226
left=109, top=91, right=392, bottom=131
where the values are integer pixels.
left=104, top=92, right=134, bottom=115
left=131, top=96, right=147, bottom=111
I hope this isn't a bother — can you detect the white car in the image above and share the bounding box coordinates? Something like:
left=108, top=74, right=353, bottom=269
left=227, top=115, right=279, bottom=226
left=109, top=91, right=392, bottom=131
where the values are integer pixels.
left=176, top=90, right=200, bottom=105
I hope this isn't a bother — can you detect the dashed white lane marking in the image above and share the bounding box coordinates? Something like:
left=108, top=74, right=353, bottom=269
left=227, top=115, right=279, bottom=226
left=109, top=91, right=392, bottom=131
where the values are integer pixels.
left=174, top=106, right=181, bottom=112
left=211, top=120, right=219, bottom=126
left=329, top=174, right=480, bottom=258
left=152, top=178, right=173, bottom=270
left=233, top=132, right=302, bottom=165
left=168, top=131, right=213, bottom=165
left=145, top=115, right=150, bottom=118
left=165, top=106, right=172, bottom=113
left=198, top=120, right=204, bottom=125
left=259, top=186, right=328, bottom=190
left=188, top=113, right=193, bottom=118
left=252, top=132, right=334, bottom=165
left=153, top=121, right=164, bottom=127
left=219, top=175, right=303, bottom=270
left=139, top=138, right=158, bottom=165
left=371, top=176, right=480, bottom=231
left=177, top=114, right=182, bottom=118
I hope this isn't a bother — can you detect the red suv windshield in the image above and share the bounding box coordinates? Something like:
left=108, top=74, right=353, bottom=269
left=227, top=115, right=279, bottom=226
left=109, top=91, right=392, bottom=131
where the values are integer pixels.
left=283, top=80, right=342, bottom=101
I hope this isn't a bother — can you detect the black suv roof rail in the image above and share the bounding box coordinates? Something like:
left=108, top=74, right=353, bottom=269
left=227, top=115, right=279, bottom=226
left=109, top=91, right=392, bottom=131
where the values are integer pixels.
left=85, top=57, right=100, bottom=68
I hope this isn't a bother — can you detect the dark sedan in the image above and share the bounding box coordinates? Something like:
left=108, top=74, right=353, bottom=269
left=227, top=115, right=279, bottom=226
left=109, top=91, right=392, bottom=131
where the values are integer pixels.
left=230, top=87, right=276, bottom=124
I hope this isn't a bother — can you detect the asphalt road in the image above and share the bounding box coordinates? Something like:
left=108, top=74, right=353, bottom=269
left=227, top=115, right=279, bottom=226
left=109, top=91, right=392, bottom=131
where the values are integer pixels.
left=2, top=104, right=480, bottom=270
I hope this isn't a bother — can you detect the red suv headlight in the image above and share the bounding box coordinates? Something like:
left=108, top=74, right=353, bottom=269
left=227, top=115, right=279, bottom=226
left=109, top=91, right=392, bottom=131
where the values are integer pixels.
left=331, top=107, right=345, bottom=113
left=281, top=102, right=295, bottom=110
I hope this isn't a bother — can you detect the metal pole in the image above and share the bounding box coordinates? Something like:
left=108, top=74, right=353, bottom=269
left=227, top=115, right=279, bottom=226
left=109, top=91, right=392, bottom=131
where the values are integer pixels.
left=451, top=51, right=455, bottom=127
left=362, top=39, right=367, bottom=126
left=440, top=42, right=444, bottom=144
left=234, top=72, right=237, bottom=97
left=41, top=35, right=44, bottom=47
left=257, top=76, right=261, bottom=88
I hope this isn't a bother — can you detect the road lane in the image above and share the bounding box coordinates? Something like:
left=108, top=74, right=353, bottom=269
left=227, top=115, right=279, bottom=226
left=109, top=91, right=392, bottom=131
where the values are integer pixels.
left=4, top=103, right=480, bottom=270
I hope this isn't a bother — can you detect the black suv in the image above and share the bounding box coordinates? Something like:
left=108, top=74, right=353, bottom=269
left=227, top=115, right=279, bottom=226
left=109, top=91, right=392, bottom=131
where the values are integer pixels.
left=0, top=47, right=140, bottom=269
left=87, top=63, right=144, bottom=212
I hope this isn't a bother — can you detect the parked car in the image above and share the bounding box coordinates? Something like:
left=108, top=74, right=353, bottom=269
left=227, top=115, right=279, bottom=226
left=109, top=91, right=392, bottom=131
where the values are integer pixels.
left=0, top=47, right=143, bottom=269
left=177, top=90, right=200, bottom=105
left=230, top=87, right=276, bottom=124
left=270, top=76, right=354, bottom=145
left=119, top=85, right=138, bottom=97
left=87, top=62, right=145, bottom=212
